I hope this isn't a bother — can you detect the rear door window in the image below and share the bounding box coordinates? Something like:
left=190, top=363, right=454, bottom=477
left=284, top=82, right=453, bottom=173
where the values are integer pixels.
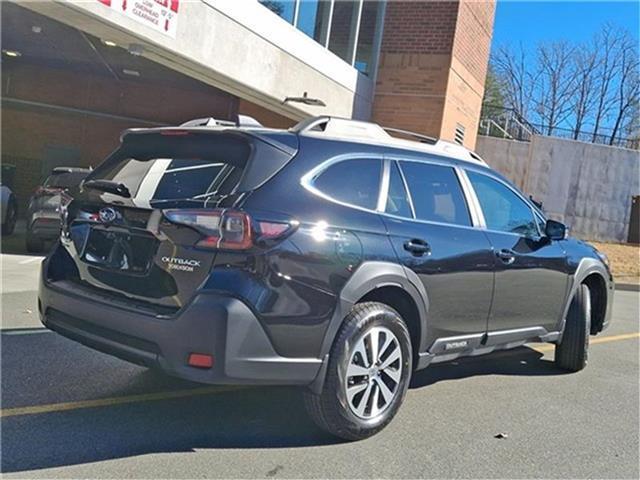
left=313, top=158, right=382, bottom=210
left=399, top=161, right=471, bottom=226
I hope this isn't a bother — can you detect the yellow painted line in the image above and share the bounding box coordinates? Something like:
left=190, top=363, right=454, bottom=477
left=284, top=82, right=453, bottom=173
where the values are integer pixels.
left=0, top=385, right=244, bottom=419
left=1, top=333, right=638, bottom=419
left=529, top=332, right=640, bottom=353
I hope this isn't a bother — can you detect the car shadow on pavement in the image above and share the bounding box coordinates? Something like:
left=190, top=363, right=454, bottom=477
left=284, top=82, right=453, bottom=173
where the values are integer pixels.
left=1, top=332, right=562, bottom=473
left=410, top=347, right=564, bottom=389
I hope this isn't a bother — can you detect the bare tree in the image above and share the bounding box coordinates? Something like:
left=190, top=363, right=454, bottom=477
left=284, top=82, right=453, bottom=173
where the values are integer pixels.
left=485, top=23, right=638, bottom=147
left=492, top=44, right=537, bottom=120
left=533, top=41, right=577, bottom=136
left=570, top=43, right=599, bottom=140
left=590, top=24, right=624, bottom=142
left=608, top=32, right=640, bottom=145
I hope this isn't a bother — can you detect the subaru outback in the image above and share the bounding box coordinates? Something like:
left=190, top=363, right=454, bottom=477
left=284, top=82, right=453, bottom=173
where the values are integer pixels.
left=39, top=116, right=614, bottom=440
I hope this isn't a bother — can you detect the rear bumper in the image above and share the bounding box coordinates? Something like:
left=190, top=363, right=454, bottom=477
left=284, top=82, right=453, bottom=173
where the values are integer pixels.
left=39, top=259, right=322, bottom=386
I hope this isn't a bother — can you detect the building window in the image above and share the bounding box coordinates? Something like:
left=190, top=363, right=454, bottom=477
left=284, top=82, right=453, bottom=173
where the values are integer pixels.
left=258, top=0, right=385, bottom=77
left=354, top=1, right=383, bottom=75
left=327, top=1, right=360, bottom=63
left=259, top=0, right=297, bottom=24
left=454, top=123, right=466, bottom=145
left=296, top=0, right=332, bottom=46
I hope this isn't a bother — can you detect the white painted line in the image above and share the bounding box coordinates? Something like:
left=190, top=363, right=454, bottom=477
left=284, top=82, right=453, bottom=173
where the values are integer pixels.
left=18, top=257, right=44, bottom=265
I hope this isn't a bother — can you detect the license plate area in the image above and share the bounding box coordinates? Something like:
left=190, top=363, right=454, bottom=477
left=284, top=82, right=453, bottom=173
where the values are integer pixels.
left=82, top=228, right=157, bottom=275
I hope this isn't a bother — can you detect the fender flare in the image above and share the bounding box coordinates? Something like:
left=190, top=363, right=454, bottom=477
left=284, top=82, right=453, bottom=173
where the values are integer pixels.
left=309, top=261, right=429, bottom=393
left=557, top=257, right=610, bottom=334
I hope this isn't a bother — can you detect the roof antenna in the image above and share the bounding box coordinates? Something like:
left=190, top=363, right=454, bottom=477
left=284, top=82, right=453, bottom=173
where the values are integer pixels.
left=283, top=92, right=326, bottom=107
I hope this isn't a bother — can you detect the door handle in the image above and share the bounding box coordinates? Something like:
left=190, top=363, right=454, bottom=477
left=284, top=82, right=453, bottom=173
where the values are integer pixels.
left=496, top=249, right=516, bottom=265
left=404, top=239, right=431, bottom=256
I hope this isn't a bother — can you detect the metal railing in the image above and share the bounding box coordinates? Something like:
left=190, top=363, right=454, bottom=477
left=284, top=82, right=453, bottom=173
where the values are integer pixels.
left=479, top=105, right=638, bottom=150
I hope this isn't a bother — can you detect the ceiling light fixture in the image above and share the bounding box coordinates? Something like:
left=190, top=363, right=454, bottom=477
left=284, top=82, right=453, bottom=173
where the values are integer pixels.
left=102, top=40, right=117, bottom=47
left=2, top=49, right=22, bottom=58
left=128, top=44, right=144, bottom=56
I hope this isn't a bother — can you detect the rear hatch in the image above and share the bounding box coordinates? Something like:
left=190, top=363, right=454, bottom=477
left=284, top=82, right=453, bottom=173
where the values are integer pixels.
left=60, top=128, right=297, bottom=312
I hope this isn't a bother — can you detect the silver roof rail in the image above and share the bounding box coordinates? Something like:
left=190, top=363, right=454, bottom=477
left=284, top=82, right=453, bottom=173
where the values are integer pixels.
left=291, top=116, right=487, bottom=166
left=382, top=127, right=438, bottom=145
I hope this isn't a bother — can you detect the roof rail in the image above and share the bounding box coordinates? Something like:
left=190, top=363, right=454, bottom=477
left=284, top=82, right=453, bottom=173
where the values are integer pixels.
left=291, top=116, right=487, bottom=166
left=381, top=127, right=438, bottom=145
left=292, top=116, right=438, bottom=144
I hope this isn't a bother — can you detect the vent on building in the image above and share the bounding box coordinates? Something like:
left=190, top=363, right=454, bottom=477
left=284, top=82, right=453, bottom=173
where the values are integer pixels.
left=454, top=124, right=465, bottom=145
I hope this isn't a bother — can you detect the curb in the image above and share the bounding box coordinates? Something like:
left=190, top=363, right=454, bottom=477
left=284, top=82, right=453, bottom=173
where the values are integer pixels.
left=615, top=283, right=640, bottom=292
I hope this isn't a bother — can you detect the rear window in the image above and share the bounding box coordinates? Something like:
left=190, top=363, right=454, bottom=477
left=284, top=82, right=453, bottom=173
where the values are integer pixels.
left=44, top=172, right=89, bottom=188
left=86, top=131, right=294, bottom=202
left=97, top=158, right=239, bottom=201
left=313, top=158, right=382, bottom=210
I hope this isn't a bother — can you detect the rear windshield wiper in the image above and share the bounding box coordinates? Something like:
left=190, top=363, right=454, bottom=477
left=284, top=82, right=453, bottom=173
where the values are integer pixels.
left=83, top=179, right=131, bottom=198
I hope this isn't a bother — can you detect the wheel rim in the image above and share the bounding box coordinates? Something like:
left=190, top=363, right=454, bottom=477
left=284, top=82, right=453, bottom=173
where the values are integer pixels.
left=345, top=326, right=403, bottom=419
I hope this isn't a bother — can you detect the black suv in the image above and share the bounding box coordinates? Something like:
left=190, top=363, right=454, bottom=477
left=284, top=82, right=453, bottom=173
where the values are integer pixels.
left=39, top=116, right=614, bottom=440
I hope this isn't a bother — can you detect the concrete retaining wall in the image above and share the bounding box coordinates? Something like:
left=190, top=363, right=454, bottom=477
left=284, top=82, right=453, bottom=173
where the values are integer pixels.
left=476, top=135, right=640, bottom=242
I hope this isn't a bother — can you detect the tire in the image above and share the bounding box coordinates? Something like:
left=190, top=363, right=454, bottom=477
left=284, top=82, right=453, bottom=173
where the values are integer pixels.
left=304, top=302, right=412, bottom=440
left=1, top=200, right=17, bottom=236
left=26, top=233, right=45, bottom=253
left=555, top=283, right=591, bottom=372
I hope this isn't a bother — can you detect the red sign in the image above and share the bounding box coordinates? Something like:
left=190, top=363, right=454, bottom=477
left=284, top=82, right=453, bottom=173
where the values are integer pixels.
left=98, top=0, right=179, bottom=37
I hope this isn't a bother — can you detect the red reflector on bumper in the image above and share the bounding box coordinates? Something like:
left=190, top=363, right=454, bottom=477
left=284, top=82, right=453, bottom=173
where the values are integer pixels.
left=188, top=353, right=214, bottom=369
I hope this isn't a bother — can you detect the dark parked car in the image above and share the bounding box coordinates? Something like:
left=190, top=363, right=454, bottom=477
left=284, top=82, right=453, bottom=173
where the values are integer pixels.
left=1, top=164, right=18, bottom=236
left=39, top=116, right=614, bottom=439
left=27, top=167, right=91, bottom=252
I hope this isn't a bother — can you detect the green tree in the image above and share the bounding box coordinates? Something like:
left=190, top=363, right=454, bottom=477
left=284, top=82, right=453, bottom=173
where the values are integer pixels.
left=481, top=67, right=507, bottom=120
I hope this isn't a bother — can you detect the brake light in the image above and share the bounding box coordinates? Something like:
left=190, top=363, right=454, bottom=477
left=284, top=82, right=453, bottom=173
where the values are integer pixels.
left=163, top=209, right=295, bottom=250
left=34, top=186, right=63, bottom=196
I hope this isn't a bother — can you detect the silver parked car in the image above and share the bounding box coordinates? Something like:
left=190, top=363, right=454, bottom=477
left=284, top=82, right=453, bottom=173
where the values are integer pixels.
left=26, top=167, right=90, bottom=252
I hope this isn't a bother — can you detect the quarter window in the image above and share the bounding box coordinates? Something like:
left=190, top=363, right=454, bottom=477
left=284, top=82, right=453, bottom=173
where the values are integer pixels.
left=399, top=161, right=471, bottom=226
left=313, top=158, right=382, bottom=210
left=467, top=171, right=538, bottom=237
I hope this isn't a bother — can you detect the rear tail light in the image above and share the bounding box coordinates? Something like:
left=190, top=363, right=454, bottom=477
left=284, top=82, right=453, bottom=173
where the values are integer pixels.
left=163, top=208, right=295, bottom=250
left=34, top=186, right=64, bottom=196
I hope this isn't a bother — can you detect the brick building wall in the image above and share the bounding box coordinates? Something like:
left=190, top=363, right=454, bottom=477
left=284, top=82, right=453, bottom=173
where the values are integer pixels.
left=372, top=0, right=495, bottom=149
left=1, top=62, right=238, bottom=212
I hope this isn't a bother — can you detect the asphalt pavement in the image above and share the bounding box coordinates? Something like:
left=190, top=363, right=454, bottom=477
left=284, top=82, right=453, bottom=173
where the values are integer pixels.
left=1, top=252, right=638, bottom=478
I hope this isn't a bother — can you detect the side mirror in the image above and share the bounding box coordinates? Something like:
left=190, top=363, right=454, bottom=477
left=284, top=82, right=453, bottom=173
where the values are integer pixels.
left=545, top=219, right=567, bottom=240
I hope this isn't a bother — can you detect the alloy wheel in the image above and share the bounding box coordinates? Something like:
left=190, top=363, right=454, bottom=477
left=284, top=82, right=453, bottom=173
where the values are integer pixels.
left=345, top=326, right=403, bottom=419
